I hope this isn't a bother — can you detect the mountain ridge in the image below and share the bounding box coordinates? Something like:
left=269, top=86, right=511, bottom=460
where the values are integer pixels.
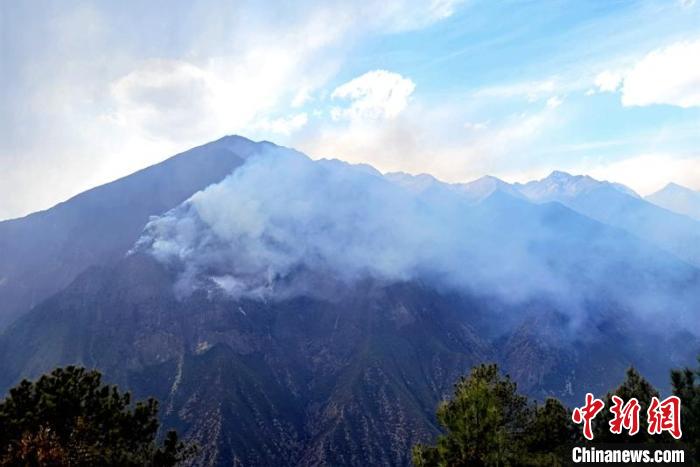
left=646, top=182, right=700, bottom=221
left=0, top=135, right=267, bottom=329
left=1, top=135, right=699, bottom=466
left=3, top=136, right=698, bottom=327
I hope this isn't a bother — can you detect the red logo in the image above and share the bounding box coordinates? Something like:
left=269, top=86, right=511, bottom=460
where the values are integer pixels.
left=647, top=396, right=682, bottom=439
left=609, top=395, right=640, bottom=436
left=572, top=393, right=605, bottom=440
left=572, top=394, right=682, bottom=440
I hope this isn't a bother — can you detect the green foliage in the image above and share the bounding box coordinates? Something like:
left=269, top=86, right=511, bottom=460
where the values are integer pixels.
left=0, top=366, right=194, bottom=466
left=412, top=364, right=576, bottom=467
left=415, top=360, right=700, bottom=466
left=593, top=367, right=664, bottom=443
left=671, top=356, right=700, bottom=460
left=525, top=398, right=578, bottom=464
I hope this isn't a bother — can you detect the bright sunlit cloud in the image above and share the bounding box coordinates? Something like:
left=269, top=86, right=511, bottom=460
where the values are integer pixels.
left=621, top=38, right=700, bottom=108
left=1, top=0, right=699, bottom=219
left=330, top=70, right=416, bottom=121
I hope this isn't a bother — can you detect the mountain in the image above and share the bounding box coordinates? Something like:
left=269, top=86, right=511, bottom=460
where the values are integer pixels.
left=388, top=170, right=700, bottom=268
left=646, top=182, right=700, bottom=221
left=0, top=254, right=491, bottom=466
left=2, top=247, right=696, bottom=466
left=517, top=170, right=640, bottom=200
left=383, top=172, right=445, bottom=194
left=515, top=171, right=700, bottom=267
left=386, top=173, right=524, bottom=203
left=0, top=135, right=268, bottom=330
left=1, top=142, right=699, bottom=466
left=454, top=175, right=525, bottom=203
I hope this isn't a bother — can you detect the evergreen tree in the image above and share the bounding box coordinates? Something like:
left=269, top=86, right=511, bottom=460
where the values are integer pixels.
left=593, top=367, right=665, bottom=443
left=0, top=366, right=194, bottom=466
left=412, top=364, right=575, bottom=467
left=671, top=356, right=700, bottom=460
left=525, top=398, right=578, bottom=464
left=414, top=362, right=700, bottom=466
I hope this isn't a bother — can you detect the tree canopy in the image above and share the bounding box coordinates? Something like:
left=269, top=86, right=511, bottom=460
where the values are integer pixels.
left=414, top=359, right=700, bottom=466
left=412, top=364, right=576, bottom=466
left=593, top=367, right=664, bottom=443
left=0, top=366, right=194, bottom=466
left=671, top=356, right=700, bottom=460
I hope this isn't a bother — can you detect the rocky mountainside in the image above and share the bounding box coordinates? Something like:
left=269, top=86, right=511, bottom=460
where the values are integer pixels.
left=0, top=136, right=265, bottom=329
left=1, top=137, right=699, bottom=466
left=1, top=250, right=696, bottom=466
left=0, top=253, right=492, bottom=466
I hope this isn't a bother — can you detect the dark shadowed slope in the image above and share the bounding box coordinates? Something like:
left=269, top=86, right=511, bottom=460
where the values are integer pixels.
left=1, top=191, right=698, bottom=466
left=0, top=253, right=493, bottom=466
left=0, top=136, right=271, bottom=329
left=2, top=139, right=699, bottom=466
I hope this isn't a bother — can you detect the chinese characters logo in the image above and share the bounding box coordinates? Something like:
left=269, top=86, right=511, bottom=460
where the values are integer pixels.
left=572, top=393, right=681, bottom=440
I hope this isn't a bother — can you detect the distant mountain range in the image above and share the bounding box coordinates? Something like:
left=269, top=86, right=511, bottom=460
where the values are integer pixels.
left=391, top=169, right=700, bottom=268
left=646, top=182, right=700, bottom=222
left=1, top=136, right=698, bottom=466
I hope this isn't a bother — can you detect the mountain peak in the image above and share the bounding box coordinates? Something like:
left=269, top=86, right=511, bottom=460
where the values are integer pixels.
left=660, top=182, right=696, bottom=194
left=474, top=174, right=509, bottom=185
left=646, top=182, right=700, bottom=221
left=518, top=171, right=598, bottom=200
left=547, top=170, right=576, bottom=179
left=384, top=171, right=444, bottom=193
left=543, top=170, right=595, bottom=184
left=457, top=175, right=523, bottom=202
left=212, top=134, right=254, bottom=145
left=520, top=171, right=639, bottom=200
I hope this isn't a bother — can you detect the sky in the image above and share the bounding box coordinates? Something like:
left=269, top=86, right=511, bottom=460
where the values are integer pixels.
left=1, top=0, right=699, bottom=220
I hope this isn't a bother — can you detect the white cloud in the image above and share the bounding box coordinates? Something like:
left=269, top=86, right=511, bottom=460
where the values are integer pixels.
left=253, top=113, right=309, bottom=135
left=592, top=39, right=700, bottom=108
left=296, top=97, right=564, bottom=186
left=621, top=39, right=700, bottom=108
left=0, top=0, right=462, bottom=220
left=106, top=3, right=453, bottom=141
left=291, top=87, right=313, bottom=108
left=107, top=42, right=333, bottom=144
left=546, top=96, right=564, bottom=109
left=594, top=70, right=623, bottom=93
left=110, top=60, right=220, bottom=140
left=577, top=153, right=700, bottom=195
left=464, top=121, right=489, bottom=131
left=361, top=0, right=465, bottom=33
left=331, top=70, right=416, bottom=121
left=473, top=78, right=558, bottom=102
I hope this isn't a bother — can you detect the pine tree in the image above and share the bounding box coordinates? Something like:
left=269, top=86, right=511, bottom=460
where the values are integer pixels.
left=413, top=364, right=576, bottom=466
left=593, top=367, right=665, bottom=443
left=525, top=398, right=578, bottom=465
left=0, top=366, right=195, bottom=466
left=671, top=356, right=700, bottom=461
left=413, top=364, right=531, bottom=466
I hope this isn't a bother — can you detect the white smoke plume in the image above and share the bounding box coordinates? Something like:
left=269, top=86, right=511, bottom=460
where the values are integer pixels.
left=134, top=144, right=699, bottom=332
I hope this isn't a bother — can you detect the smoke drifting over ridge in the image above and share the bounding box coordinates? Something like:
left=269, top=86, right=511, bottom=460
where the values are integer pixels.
left=138, top=148, right=435, bottom=298
left=134, top=144, right=700, bottom=330
left=135, top=147, right=560, bottom=300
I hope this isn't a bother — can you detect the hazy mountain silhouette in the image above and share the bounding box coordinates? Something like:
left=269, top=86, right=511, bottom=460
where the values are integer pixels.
left=1, top=137, right=698, bottom=466
left=0, top=136, right=265, bottom=329
left=646, top=182, right=700, bottom=221
left=515, top=171, right=700, bottom=267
